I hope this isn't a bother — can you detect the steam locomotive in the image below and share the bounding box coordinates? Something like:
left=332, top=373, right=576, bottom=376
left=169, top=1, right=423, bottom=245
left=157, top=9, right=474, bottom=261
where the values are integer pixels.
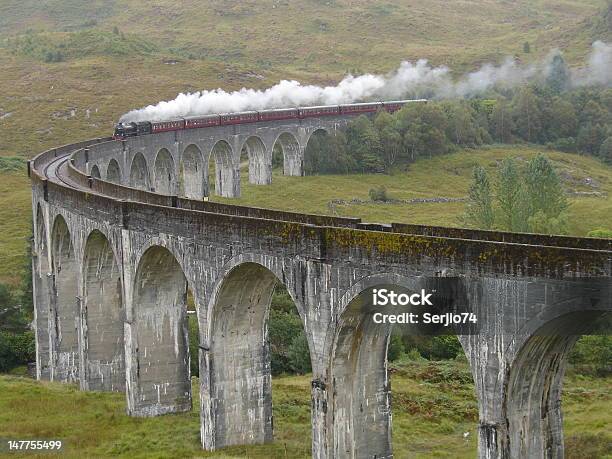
left=113, top=99, right=426, bottom=139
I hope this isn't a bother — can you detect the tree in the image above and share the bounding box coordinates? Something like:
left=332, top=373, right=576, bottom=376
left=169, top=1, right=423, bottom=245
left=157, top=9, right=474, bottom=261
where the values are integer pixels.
left=523, top=41, right=531, bottom=53
left=304, top=131, right=327, bottom=175
left=580, top=100, right=608, bottom=126
left=587, top=228, right=612, bottom=238
left=599, top=137, right=612, bottom=163
left=374, top=111, right=402, bottom=171
left=444, top=102, right=481, bottom=147
left=496, top=158, right=527, bottom=231
left=272, top=142, right=284, bottom=169
left=396, top=102, right=449, bottom=160
left=577, top=123, right=606, bottom=155
left=345, top=116, right=382, bottom=172
left=524, top=153, right=569, bottom=234
left=387, top=335, right=404, bottom=361
left=489, top=100, right=514, bottom=143
left=287, top=334, right=312, bottom=374
left=369, top=185, right=389, bottom=202
left=328, top=130, right=356, bottom=173
left=463, top=165, right=494, bottom=229
left=512, top=87, right=543, bottom=142
left=269, top=308, right=305, bottom=375
left=545, top=53, right=570, bottom=93
left=546, top=97, right=578, bottom=140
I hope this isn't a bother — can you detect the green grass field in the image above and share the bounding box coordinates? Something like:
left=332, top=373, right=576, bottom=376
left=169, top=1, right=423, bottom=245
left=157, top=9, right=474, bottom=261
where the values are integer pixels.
left=1, top=358, right=610, bottom=458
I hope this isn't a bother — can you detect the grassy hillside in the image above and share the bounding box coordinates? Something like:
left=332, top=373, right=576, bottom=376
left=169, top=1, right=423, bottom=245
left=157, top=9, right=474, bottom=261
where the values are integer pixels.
left=0, top=0, right=609, bottom=158
left=1, top=358, right=609, bottom=458
left=0, top=170, right=31, bottom=286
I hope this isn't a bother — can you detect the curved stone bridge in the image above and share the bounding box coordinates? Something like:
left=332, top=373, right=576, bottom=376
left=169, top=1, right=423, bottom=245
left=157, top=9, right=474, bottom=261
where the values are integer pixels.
left=29, top=110, right=611, bottom=458
left=89, top=115, right=348, bottom=198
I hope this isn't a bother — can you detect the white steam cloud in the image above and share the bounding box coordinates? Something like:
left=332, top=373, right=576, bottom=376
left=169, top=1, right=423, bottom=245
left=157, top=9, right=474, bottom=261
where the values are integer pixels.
left=573, top=40, right=612, bottom=87
left=121, top=41, right=612, bottom=122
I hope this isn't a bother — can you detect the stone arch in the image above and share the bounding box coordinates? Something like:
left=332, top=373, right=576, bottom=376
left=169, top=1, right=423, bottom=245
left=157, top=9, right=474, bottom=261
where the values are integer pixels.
left=241, top=136, right=271, bottom=185
left=33, top=204, right=51, bottom=380
left=51, top=214, right=79, bottom=383
left=82, top=230, right=125, bottom=392
left=331, top=275, right=416, bottom=458
left=504, top=310, right=609, bottom=458
left=329, top=273, right=467, bottom=458
left=132, top=245, right=191, bottom=415
left=305, top=127, right=332, bottom=147
left=209, top=140, right=239, bottom=198
left=129, top=152, right=150, bottom=190
left=153, top=148, right=176, bottom=195
left=180, top=144, right=204, bottom=200
left=106, top=158, right=122, bottom=184
left=203, top=261, right=309, bottom=449
left=90, top=164, right=101, bottom=179
left=273, top=132, right=302, bottom=176
left=303, top=128, right=330, bottom=176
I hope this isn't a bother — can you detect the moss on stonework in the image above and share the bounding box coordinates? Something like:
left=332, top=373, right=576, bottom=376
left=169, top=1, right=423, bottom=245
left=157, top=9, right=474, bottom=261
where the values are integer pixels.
left=323, top=227, right=610, bottom=277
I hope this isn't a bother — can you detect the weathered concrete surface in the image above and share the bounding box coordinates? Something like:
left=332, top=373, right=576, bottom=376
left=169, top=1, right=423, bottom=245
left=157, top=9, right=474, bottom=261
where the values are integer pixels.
left=30, top=122, right=612, bottom=459
left=81, top=230, right=125, bottom=392
left=50, top=215, right=80, bottom=383
left=32, top=203, right=52, bottom=380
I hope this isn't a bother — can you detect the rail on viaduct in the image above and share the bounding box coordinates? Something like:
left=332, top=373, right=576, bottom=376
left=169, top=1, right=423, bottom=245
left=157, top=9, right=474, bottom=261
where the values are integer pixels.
left=29, top=108, right=611, bottom=458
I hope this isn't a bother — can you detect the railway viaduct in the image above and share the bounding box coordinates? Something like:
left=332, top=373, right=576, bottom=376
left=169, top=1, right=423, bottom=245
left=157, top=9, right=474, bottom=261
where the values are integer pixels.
left=29, top=110, right=612, bottom=459
left=87, top=115, right=349, bottom=199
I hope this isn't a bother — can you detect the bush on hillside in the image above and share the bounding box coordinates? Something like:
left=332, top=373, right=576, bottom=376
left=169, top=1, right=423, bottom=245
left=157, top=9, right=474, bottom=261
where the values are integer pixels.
left=587, top=228, right=612, bottom=238
left=569, top=335, right=611, bottom=377
left=402, top=335, right=464, bottom=361
left=369, top=185, right=390, bottom=202
left=0, top=331, right=35, bottom=372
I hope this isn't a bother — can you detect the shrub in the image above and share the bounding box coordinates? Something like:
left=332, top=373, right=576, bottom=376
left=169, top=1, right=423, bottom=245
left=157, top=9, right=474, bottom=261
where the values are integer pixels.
left=565, top=433, right=612, bottom=458
left=587, top=228, right=612, bottom=238
left=402, top=335, right=464, bottom=360
left=387, top=334, right=404, bottom=361
left=405, top=348, right=425, bottom=361
left=268, top=284, right=312, bottom=375
left=369, top=185, right=389, bottom=202
left=569, top=335, right=611, bottom=377
left=599, top=137, right=612, bottom=163
left=0, top=156, right=27, bottom=172
left=551, top=137, right=577, bottom=153
left=269, top=309, right=306, bottom=375
left=0, top=331, right=35, bottom=373
left=287, top=334, right=312, bottom=374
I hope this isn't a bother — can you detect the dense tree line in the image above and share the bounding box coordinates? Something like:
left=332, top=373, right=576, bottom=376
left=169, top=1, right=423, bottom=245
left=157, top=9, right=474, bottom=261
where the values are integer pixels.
left=304, top=68, right=611, bottom=175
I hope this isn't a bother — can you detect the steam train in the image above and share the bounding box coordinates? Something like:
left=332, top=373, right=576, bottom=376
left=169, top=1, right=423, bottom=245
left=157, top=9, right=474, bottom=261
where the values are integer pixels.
left=113, top=99, right=426, bottom=139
